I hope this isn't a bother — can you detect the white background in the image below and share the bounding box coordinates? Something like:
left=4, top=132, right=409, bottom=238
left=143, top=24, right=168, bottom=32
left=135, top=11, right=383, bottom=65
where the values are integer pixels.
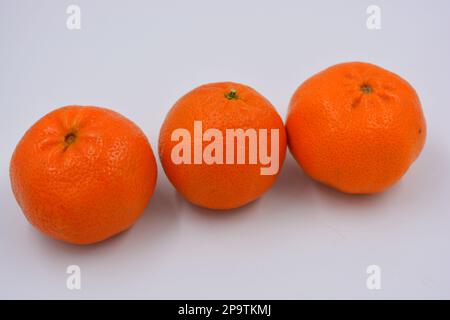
left=1, top=0, right=449, bottom=299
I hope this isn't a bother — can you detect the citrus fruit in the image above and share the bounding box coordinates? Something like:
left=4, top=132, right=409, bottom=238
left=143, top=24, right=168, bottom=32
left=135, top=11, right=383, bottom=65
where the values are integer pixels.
left=286, top=62, right=426, bottom=194
left=159, top=82, right=287, bottom=209
left=10, top=105, right=157, bottom=244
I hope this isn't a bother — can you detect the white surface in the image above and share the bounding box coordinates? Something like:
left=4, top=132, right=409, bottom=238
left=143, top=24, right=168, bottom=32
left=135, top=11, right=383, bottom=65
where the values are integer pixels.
left=1, top=0, right=449, bottom=299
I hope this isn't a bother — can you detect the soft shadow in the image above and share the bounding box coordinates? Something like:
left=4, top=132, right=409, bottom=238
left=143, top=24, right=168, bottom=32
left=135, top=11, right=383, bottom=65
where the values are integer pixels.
left=30, top=223, right=132, bottom=254
left=269, top=153, right=316, bottom=203
left=309, top=139, right=444, bottom=210
left=31, top=179, right=182, bottom=255
left=269, top=153, right=392, bottom=213
left=129, top=179, right=182, bottom=244
left=181, top=153, right=314, bottom=220
left=312, top=180, right=392, bottom=209
left=182, top=192, right=261, bottom=221
left=400, top=140, right=449, bottom=200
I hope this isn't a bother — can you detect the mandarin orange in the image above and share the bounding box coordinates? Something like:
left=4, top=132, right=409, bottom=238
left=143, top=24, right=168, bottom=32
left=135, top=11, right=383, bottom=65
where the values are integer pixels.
left=10, top=106, right=157, bottom=244
left=286, top=62, right=426, bottom=194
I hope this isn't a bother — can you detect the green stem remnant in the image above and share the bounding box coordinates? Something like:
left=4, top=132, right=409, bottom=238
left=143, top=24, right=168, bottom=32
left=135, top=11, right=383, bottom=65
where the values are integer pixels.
left=224, top=88, right=239, bottom=100
left=360, top=83, right=373, bottom=94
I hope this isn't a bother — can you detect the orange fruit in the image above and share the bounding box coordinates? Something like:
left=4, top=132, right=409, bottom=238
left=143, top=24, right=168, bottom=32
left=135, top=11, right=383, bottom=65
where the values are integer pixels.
left=159, top=82, right=287, bottom=209
left=286, top=62, right=426, bottom=194
left=10, top=106, right=157, bottom=244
